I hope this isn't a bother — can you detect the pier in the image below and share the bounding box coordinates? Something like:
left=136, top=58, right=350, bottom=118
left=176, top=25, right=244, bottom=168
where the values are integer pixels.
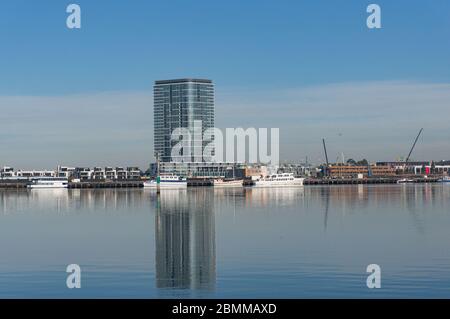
left=304, top=177, right=440, bottom=185
left=0, top=177, right=442, bottom=189
left=0, top=180, right=28, bottom=189
left=68, top=180, right=143, bottom=189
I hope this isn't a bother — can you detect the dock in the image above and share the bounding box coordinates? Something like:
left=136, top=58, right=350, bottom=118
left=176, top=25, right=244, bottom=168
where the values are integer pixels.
left=68, top=180, right=143, bottom=189
left=0, top=177, right=442, bottom=189
left=0, top=180, right=28, bottom=189
left=304, top=177, right=440, bottom=185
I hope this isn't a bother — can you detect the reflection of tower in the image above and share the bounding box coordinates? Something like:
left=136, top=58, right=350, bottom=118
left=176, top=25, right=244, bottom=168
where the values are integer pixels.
left=155, top=189, right=215, bottom=290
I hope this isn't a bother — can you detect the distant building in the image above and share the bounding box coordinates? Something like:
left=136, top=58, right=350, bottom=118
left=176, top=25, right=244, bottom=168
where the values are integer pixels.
left=57, top=166, right=76, bottom=178
left=105, top=167, right=116, bottom=180
left=116, top=167, right=127, bottom=179
left=152, top=162, right=242, bottom=178
left=92, top=167, right=105, bottom=180
left=1, top=166, right=142, bottom=180
left=153, top=78, right=214, bottom=162
left=0, top=167, right=56, bottom=179
left=243, top=165, right=269, bottom=180
left=126, top=167, right=141, bottom=179
left=328, top=164, right=396, bottom=178
left=75, top=167, right=92, bottom=180
left=277, top=163, right=312, bottom=177
left=72, top=167, right=142, bottom=180
left=16, top=170, right=56, bottom=178
left=376, top=161, right=450, bottom=175
left=0, top=167, right=16, bottom=178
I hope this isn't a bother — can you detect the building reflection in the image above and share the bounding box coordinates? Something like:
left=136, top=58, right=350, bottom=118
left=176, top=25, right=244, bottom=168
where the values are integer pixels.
left=153, top=189, right=216, bottom=290
left=0, top=188, right=151, bottom=215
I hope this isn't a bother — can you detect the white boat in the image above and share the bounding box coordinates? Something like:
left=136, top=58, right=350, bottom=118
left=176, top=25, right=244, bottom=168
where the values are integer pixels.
left=143, top=175, right=187, bottom=188
left=27, top=177, right=69, bottom=189
left=253, top=173, right=304, bottom=187
left=212, top=178, right=243, bottom=187
left=397, top=178, right=415, bottom=184
left=438, top=176, right=450, bottom=183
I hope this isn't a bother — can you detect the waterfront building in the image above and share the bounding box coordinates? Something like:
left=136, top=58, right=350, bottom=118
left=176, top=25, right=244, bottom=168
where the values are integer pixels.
left=116, top=167, right=127, bottom=179
left=243, top=165, right=269, bottom=180
left=16, top=170, right=56, bottom=178
left=1, top=166, right=142, bottom=181
left=126, top=167, right=141, bottom=179
left=0, top=167, right=16, bottom=178
left=1, top=167, right=56, bottom=179
left=376, top=161, right=450, bottom=175
left=92, top=167, right=106, bottom=180
left=57, top=166, right=76, bottom=178
left=153, top=78, right=214, bottom=163
left=104, top=167, right=116, bottom=180
left=74, top=167, right=92, bottom=180
left=328, top=164, right=396, bottom=178
left=277, top=163, right=313, bottom=177
left=151, top=162, right=243, bottom=178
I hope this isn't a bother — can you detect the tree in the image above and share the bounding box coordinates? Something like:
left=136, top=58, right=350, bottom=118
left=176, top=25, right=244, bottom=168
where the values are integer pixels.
left=357, top=159, right=369, bottom=166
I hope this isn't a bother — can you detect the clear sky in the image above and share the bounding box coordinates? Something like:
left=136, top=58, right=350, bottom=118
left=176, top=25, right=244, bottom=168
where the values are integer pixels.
left=0, top=0, right=449, bottom=168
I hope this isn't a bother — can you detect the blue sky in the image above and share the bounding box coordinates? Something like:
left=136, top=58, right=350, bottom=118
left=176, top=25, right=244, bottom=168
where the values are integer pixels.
left=0, top=1, right=450, bottom=168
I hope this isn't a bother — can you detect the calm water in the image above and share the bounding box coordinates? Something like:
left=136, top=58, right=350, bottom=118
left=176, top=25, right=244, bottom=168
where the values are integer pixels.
left=0, top=184, right=450, bottom=298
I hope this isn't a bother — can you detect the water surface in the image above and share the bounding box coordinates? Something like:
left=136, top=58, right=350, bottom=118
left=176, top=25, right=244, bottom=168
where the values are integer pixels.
left=0, top=184, right=449, bottom=298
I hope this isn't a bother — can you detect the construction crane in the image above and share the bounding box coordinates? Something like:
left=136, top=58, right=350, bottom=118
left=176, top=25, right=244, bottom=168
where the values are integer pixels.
left=405, top=128, right=423, bottom=164
left=322, top=138, right=329, bottom=166
left=322, top=138, right=329, bottom=177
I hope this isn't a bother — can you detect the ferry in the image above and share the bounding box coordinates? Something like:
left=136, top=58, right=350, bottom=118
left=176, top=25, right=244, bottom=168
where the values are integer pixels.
left=212, top=178, right=243, bottom=187
left=143, top=175, right=187, bottom=188
left=27, top=177, right=69, bottom=189
left=253, top=173, right=304, bottom=187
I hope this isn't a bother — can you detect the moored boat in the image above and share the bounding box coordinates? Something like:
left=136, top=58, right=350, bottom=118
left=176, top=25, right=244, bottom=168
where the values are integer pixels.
left=27, top=177, right=69, bottom=189
left=143, top=175, right=187, bottom=188
left=212, top=178, right=243, bottom=187
left=253, top=173, right=304, bottom=187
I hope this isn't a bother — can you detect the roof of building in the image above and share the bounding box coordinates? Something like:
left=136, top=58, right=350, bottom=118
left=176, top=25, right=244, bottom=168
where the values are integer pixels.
left=154, top=78, right=213, bottom=85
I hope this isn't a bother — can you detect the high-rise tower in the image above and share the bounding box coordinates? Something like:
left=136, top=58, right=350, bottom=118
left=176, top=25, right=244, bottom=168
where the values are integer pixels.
left=153, top=78, right=214, bottom=162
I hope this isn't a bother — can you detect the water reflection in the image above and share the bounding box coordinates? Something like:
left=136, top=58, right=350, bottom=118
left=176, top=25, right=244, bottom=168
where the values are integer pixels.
left=0, top=189, right=150, bottom=215
left=243, top=187, right=304, bottom=207
left=0, top=184, right=450, bottom=297
left=152, top=189, right=216, bottom=290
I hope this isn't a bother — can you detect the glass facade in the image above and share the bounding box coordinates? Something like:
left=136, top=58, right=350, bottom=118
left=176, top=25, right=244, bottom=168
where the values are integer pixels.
left=154, top=79, right=214, bottom=162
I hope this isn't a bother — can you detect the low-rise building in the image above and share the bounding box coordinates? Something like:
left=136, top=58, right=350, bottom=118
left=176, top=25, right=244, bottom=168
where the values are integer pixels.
left=376, top=160, right=450, bottom=175
left=277, top=163, right=312, bottom=177
left=105, top=167, right=116, bottom=180
left=116, top=167, right=127, bottom=179
left=0, top=167, right=16, bottom=178
left=126, top=167, right=141, bottom=179
left=75, top=167, right=93, bottom=180
left=328, top=164, right=396, bottom=178
left=57, top=166, right=76, bottom=178
left=16, top=170, right=56, bottom=178
left=152, top=162, right=242, bottom=178
left=92, top=167, right=106, bottom=180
